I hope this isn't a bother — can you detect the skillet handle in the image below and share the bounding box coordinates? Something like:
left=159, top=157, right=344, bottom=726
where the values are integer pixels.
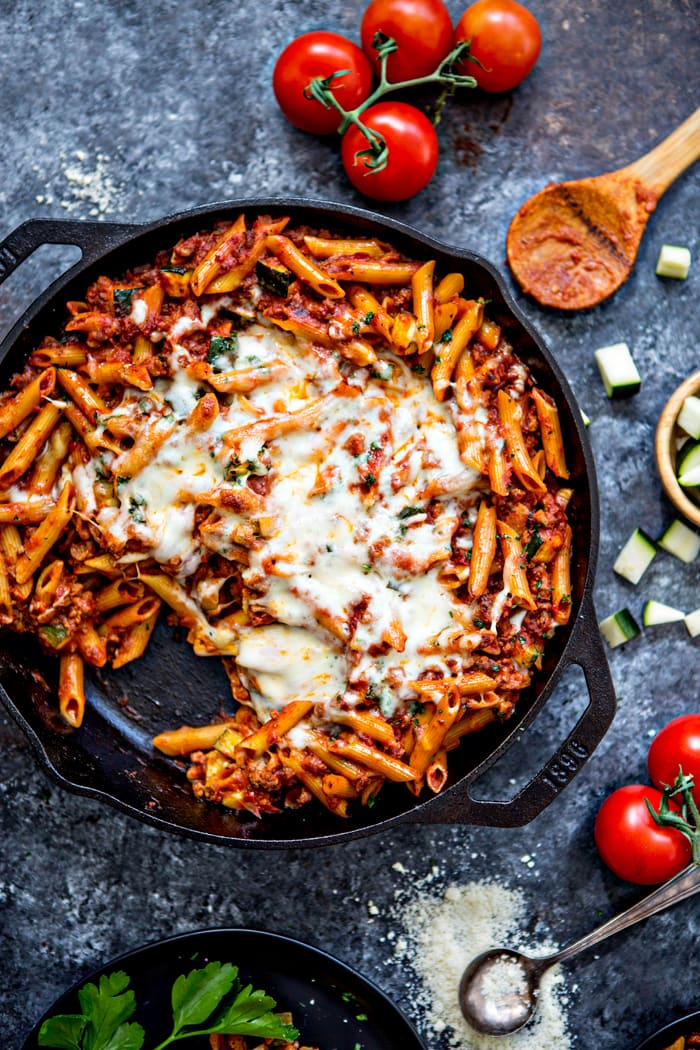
left=0, top=217, right=139, bottom=287
left=413, top=597, right=617, bottom=827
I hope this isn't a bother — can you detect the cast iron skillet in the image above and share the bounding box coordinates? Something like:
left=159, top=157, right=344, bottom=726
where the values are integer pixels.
left=633, top=1012, right=700, bottom=1050
left=21, top=927, right=426, bottom=1050
left=0, top=197, right=616, bottom=847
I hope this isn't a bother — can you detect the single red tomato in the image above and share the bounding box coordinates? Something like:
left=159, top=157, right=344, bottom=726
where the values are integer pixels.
left=594, top=784, right=691, bottom=885
left=454, top=0, right=542, bottom=93
left=273, top=32, right=373, bottom=135
left=361, top=0, right=454, bottom=82
left=649, top=714, right=700, bottom=806
left=341, top=102, right=439, bottom=201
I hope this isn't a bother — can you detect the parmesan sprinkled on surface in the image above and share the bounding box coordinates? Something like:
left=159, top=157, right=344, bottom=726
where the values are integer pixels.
left=391, top=879, right=572, bottom=1049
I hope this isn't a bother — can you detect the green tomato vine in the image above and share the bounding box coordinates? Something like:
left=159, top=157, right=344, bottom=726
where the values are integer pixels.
left=304, top=33, right=479, bottom=172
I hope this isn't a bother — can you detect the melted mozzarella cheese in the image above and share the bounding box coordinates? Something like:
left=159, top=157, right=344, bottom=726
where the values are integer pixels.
left=87, top=312, right=493, bottom=723
left=236, top=624, right=347, bottom=719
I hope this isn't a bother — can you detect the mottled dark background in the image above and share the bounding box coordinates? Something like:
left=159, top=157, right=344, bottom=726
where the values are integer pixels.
left=0, top=0, right=699, bottom=1046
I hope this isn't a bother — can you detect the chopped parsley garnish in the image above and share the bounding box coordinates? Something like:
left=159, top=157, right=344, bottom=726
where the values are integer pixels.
left=363, top=473, right=376, bottom=487
left=524, top=528, right=543, bottom=559
left=398, top=505, right=422, bottom=520
left=128, top=495, right=147, bottom=523
left=473, top=617, right=485, bottom=629
left=207, top=334, right=238, bottom=367
left=439, top=328, right=453, bottom=342
left=113, top=288, right=138, bottom=315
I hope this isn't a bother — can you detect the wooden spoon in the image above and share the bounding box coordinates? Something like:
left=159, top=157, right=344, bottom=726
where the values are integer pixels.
left=506, top=107, right=700, bottom=310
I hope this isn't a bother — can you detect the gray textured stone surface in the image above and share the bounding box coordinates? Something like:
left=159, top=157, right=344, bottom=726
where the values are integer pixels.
left=0, top=0, right=699, bottom=1046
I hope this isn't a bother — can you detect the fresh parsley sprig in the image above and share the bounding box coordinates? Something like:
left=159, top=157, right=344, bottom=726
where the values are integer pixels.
left=38, top=961, right=299, bottom=1050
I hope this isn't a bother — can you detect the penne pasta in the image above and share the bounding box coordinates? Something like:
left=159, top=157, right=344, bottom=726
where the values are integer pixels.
left=58, top=653, right=85, bottom=728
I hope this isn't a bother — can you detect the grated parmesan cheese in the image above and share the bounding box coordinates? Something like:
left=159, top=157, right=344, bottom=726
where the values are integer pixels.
left=390, top=878, right=572, bottom=1049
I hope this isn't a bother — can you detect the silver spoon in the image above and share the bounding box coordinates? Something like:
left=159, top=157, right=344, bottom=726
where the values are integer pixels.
left=459, top=862, right=700, bottom=1035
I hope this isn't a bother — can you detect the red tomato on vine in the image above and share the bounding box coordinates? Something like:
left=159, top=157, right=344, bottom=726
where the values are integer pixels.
left=594, top=784, right=691, bottom=885
left=341, top=101, right=439, bottom=201
left=648, top=715, right=700, bottom=807
left=273, top=32, right=373, bottom=134
left=454, top=0, right=542, bottom=93
left=361, top=0, right=454, bottom=82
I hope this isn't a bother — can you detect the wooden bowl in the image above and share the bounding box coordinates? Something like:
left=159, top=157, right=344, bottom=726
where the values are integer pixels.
left=655, top=368, right=700, bottom=528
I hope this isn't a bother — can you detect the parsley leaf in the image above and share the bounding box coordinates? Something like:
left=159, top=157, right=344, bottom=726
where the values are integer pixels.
left=39, top=971, right=144, bottom=1050
left=38, top=962, right=299, bottom=1050
left=79, top=973, right=141, bottom=1050
left=170, top=961, right=239, bottom=1031
left=207, top=984, right=298, bottom=1038
left=38, top=1015, right=87, bottom=1050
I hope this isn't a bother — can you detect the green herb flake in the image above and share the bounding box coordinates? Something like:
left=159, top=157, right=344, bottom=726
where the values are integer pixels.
left=128, top=495, right=147, bottom=523
left=39, top=624, right=68, bottom=650
left=208, top=335, right=238, bottom=367
left=397, top=505, right=422, bottom=520
left=113, top=288, right=138, bottom=315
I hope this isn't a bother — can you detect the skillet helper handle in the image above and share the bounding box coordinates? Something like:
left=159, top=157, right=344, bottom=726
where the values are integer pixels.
left=419, top=596, right=617, bottom=827
left=0, top=217, right=138, bottom=287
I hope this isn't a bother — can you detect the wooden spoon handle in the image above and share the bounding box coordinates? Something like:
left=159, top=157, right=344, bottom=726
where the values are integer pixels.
left=626, top=106, right=700, bottom=198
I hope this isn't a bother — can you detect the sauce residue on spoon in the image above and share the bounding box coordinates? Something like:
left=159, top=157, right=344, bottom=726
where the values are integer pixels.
left=506, top=168, right=658, bottom=310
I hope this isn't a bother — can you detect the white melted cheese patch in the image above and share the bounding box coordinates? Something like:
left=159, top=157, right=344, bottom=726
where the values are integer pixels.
left=89, top=318, right=490, bottom=723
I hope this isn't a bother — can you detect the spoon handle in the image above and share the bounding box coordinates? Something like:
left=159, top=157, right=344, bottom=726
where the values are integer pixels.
left=552, top=864, right=700, bottom=967
left=626, top=106, right=700, bottom=197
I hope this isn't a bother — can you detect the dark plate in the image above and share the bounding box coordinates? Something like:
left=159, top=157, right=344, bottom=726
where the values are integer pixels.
left=633, top=1012, right=700, bottom=1050
left=22, top=927, right=426, bottom=1050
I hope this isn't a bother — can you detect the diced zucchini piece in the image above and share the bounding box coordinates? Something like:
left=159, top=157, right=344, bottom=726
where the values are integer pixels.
left=613, top=528, right=657, bottom=584
left=655, top=244, right=691, bottom=279
left=256, top=259, right=293, bottom=297
left=658, top=519, right=700, bottom=563
left=678, top=441, right=700, bottom=488
left=679, top=464, right=700, bottom=490
left=160, top=266, right=191, bottom=299
left=580, top=408, right=591, bottom=427
left=594, top=342, right=641, bottom=398
left=113, top=287, right=139, bottom=315
left=678, top=440, right=700, bottom=475
left=213, top=727, right=241, bottom=759
left=677, top=395, right=700, bottom=441
left=684, top=608, right=700, bottom=638
left=599, top=608, right=640, bottom=648
left=642, top=600, right=686, bottom=626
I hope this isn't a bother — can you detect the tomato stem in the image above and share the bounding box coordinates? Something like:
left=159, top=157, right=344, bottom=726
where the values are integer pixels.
left=646, top=769, right=700, bottom=865
left=305, top=37, right=478, bottom=174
